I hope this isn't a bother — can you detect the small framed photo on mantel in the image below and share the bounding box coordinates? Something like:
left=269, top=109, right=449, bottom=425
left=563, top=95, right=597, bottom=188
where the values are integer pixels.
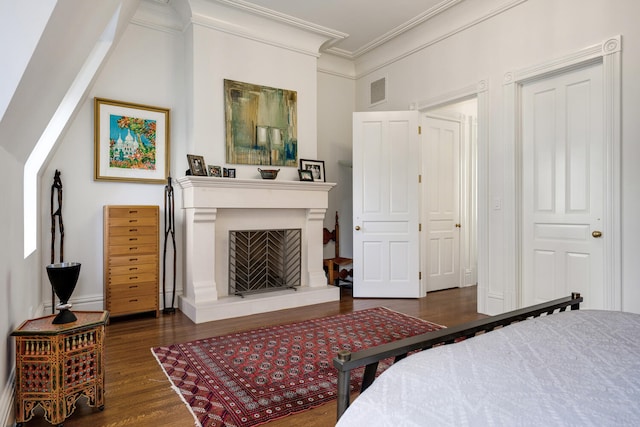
left=298, top=169, right=314, bottom=182
left=299, top=159, right=325, bottom=182
left=187, top=154, right=207, bottom=176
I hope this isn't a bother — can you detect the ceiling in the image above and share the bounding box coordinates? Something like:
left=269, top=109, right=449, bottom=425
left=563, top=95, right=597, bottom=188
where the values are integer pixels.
left=230, top=0, right=462, bottom=58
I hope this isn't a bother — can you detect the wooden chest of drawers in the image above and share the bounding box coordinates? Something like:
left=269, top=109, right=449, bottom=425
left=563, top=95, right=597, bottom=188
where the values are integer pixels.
left=104, top=205, right=159, bottom=317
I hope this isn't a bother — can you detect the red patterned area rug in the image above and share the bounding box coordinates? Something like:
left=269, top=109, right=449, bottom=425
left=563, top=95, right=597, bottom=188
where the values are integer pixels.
left=151, top=307, right=443, bottom=427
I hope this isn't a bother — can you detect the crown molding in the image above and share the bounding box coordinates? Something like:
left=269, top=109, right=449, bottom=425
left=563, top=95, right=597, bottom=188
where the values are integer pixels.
left=130, top=0, right=184, bottom=34
left=214, top=0, right=348, bottom=49
left=327, top=0, right=462, bottom=59
left=355, top=0, right=528, bottom=79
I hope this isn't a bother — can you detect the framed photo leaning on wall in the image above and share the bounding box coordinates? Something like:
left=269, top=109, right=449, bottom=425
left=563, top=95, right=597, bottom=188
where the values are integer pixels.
left=299, top=159, right=325, bottom=182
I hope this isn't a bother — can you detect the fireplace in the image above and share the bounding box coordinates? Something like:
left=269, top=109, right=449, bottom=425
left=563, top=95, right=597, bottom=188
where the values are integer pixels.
left=177, top=176, right=339, bottom=323
left=229, top=228, right=301, bottom=297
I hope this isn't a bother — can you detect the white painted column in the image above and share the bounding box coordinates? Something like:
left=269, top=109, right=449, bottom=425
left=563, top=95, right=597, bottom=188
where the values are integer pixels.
left=306, top=208, right=328, bottom=287
left=180, top=207, right=218, bottom=320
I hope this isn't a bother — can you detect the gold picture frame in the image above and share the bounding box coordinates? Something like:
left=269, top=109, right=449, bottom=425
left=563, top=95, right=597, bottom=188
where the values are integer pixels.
left=94, top=97, right=170, bottom=184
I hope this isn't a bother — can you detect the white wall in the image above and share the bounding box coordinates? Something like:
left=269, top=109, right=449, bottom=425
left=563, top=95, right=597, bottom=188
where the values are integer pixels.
left=317, top=61, right=355, bottom=259
left=185, top=23, right=320, bottom=180
left=40, top=19, right=186, bottom=314
left=352, top=0, right=640, bottom=313
left=0, top=148, right=39, bottom=425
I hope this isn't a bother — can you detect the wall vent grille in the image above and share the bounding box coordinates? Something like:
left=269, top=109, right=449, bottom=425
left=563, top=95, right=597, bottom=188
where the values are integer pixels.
left=370, top=77, right=386, bottom=105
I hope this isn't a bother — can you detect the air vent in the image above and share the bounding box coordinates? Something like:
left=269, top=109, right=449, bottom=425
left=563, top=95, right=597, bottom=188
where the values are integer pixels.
left=370, top=77, right=386, bottom=106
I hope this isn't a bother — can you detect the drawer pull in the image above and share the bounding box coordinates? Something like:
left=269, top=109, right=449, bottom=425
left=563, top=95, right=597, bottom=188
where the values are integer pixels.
left=129, top=299, right=138, bottom=302
left=129, top=219, right=138, bottom=223
left=129, top=210, right=138, bottom=214
left=129, top=258, right=138, bottom=262
left=129, top=228, right=138, bottom=232
left=129, top=285, right=139, bottom=289
left=129, top=276, right=138, bottom=280
left=129, top=267, right=138, bottom=271
left=129, top=237, right=138, bottom=241
left=129, top=247, right=138, bottom=251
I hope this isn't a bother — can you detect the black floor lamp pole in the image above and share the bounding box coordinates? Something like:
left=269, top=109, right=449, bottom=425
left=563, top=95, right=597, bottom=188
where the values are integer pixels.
left=162, top=176, right=177, bottom=314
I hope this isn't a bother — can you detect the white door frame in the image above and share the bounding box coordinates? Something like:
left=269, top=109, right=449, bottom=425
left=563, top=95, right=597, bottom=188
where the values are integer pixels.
left=416, top=80, right=489, bottom=310
left=504, top=36, right=622, bottom=311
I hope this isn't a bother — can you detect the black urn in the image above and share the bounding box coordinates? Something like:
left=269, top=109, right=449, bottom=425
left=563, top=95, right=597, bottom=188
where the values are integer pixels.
left=46, top=262, right=81, bottom=324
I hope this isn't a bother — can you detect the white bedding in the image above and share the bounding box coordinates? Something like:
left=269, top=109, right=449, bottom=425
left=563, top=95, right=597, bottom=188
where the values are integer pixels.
left=336, top=310, right=640, bottom=426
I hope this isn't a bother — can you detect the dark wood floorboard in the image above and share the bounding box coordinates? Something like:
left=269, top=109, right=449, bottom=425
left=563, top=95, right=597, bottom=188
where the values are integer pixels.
left=17, top=286, right=485, bottom=427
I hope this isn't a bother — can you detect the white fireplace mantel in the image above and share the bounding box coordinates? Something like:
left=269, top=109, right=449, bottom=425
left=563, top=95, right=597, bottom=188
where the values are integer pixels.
left=177, top=176, right=340, bottom=323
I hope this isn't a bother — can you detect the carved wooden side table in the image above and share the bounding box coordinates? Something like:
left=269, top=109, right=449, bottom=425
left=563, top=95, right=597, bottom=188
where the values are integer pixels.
left=12, top=311, right=109, bottom=426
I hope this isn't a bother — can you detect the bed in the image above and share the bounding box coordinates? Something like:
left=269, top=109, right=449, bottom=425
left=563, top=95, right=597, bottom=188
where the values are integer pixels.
left=333, top=294, right=640, bottom=426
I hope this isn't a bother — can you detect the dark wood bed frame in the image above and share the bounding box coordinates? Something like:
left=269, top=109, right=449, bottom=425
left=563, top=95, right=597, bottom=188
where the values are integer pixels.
left=333, top=292, right=583, bottom=420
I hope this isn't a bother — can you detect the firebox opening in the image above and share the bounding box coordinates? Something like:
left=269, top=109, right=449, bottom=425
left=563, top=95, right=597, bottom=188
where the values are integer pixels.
left=229, top=228, right=301, bottom=297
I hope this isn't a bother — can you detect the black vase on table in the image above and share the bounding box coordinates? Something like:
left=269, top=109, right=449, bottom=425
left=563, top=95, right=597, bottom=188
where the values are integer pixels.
left=46, top=262, right=81, bottom=324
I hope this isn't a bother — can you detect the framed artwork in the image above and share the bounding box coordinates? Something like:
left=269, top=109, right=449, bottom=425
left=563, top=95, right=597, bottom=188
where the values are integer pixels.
left=208, top=165, right=222, bottom=177
left=228, top=168, right=236, bottom=178
left=224, top=79, right=298, bottom=167
left=187, top=154, right=207, bottom=176
left=300, top=159, right=325, bottom=182
left=298, top=169, right=314, bottom=182
left=94, top=98, right=170, bottom=184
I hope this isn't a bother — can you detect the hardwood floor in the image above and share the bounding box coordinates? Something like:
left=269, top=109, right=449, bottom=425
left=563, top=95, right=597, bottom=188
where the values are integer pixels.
left=18, top=286, right=485, bottom=427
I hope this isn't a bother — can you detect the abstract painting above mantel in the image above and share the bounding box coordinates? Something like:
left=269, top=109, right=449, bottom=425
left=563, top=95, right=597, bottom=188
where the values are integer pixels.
left=94, top=97, right=170, bottom=184
left=224, top=79, right=298, bottom=167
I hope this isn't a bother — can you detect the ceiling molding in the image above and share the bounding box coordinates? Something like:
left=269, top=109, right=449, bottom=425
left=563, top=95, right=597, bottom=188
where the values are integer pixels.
left=353, top=0, right=528, bottom=79
left=215, top=0, right=348, bottom=48
left=327, top=0, right=463, bottom=59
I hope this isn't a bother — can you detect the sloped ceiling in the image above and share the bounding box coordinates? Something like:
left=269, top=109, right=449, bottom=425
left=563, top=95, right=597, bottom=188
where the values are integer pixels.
left=0, top=0, right=140, bottom=162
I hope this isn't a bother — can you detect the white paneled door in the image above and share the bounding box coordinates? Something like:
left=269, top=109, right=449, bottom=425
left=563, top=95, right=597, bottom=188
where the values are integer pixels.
left=352, top=111, right=421, bottom=298
left=422, top=116, right=461, bottom=292
left=521, top=63, right=604, bottom=309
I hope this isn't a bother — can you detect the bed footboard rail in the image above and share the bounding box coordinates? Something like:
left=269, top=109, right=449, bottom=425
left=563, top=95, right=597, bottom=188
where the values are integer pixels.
left=333, top=292, right=583, bottom=420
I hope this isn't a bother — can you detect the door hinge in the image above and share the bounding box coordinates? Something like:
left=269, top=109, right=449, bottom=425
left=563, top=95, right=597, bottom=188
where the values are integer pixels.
left=419, top=271, right=422, bottom=280
left=419, top=223, right=422, bottom=232
left=418, top=174, right=422, bottom=183
left=418, top=126, right=422, bottom=135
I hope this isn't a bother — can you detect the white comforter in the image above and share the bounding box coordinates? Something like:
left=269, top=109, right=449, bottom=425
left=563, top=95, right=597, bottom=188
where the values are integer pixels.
left=336, top=310, right=640, bottom=426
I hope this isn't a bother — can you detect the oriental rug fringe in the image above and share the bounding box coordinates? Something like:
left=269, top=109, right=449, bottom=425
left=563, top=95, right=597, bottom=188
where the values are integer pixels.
left=151, top=307, right=443, bottom=427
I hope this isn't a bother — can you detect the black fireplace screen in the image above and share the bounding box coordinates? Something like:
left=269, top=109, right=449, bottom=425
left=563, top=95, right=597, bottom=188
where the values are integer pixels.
left=229, top=228, right=301, bottom=297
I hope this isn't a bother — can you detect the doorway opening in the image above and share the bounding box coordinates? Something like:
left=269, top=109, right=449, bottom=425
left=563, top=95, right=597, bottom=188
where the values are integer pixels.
left=421, top=97, right=478, bottom=293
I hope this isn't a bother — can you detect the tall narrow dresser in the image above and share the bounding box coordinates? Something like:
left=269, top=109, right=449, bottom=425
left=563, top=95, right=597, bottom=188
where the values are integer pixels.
left=104, top=205, right=159, bottom=317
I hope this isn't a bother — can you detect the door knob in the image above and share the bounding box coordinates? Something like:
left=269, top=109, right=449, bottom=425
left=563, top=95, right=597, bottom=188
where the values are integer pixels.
left=592, top=230, right=602, bottom=238
left=455, top=224, right=461, bottom=228
left=355, top=226, right=361, bottom=231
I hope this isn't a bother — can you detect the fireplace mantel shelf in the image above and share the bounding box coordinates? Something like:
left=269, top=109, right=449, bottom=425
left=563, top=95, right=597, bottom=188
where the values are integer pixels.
left=177, top=176, right=335, bottom=192
left=178, top=176, right=336, bottom=210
